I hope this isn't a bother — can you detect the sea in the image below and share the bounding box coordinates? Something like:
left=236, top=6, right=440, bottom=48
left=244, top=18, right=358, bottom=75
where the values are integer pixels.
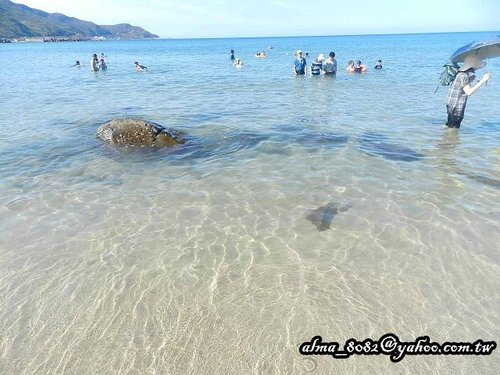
left=0, top=32, right=499, bottom=374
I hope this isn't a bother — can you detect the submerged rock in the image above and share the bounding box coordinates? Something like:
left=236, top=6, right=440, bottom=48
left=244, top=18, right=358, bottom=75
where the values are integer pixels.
left=96, top=118, right=185, bottom=148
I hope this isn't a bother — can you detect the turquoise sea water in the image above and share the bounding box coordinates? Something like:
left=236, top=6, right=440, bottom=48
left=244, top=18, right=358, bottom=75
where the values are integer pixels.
left=0, top=32, right=499, bottom=374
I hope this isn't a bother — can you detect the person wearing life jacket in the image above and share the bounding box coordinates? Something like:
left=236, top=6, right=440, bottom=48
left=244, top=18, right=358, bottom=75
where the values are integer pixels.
left=445, top=55, right=491, bottom=129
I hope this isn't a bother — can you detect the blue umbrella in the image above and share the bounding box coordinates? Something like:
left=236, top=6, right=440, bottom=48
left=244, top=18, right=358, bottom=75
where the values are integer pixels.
left=450, top=35, right=500, bottom=63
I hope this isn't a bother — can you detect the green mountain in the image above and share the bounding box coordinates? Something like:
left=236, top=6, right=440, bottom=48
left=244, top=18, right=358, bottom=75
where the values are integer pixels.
left=0, top=0, right=159, bottom=39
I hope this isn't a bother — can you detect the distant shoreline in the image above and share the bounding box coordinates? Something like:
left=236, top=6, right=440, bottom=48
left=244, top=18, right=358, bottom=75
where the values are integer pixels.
left=0, top=36, right=158, bottom=43
left=2, top=30, right=497, bottom=44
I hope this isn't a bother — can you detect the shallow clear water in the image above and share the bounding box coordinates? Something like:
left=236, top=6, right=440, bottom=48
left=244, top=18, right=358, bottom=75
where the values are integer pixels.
left=0, top=32, right=499, bottom=374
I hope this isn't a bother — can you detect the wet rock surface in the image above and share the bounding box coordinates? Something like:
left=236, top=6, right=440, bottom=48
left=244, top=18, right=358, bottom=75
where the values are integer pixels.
left=96, top=119, right=186, bottom=148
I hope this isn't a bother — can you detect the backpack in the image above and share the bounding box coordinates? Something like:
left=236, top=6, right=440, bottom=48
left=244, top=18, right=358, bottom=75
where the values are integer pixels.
left=439, top=61, right=460, bottom=86
left=434, top=61, right=460, bottom=93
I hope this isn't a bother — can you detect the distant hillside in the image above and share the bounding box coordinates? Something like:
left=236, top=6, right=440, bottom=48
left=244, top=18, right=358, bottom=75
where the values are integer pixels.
left=0, top=0, right=159, bottom=39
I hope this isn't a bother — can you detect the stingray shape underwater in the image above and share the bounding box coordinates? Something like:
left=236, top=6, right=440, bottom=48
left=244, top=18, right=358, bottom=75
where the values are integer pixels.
left=359, top=132, right=424, bottom=162
left=306, top=203, right=352, bottom=231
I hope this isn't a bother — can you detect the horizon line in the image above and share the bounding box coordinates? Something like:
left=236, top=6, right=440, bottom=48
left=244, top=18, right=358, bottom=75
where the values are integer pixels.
left=153, top=29, right=499, bottom=41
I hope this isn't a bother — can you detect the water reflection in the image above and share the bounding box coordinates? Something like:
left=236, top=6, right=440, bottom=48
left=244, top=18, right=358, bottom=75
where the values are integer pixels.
left=435, top=129, right=500, bottom=189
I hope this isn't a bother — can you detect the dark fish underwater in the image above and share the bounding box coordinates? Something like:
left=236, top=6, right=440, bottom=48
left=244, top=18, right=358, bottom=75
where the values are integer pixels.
left=359, top=132, right=424, bottom=162
left=306, top=203, right=351, bottom=231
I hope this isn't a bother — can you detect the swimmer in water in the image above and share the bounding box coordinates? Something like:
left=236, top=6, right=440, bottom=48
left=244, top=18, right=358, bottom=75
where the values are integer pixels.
left=233, top=58, right=243, bottom=68
left=135, top=61, right=148, bottom=71
left=99, top=58, right=107, bottom=70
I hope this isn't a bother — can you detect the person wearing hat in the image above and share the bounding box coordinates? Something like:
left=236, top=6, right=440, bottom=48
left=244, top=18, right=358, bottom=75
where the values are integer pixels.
left=294, top=50, right=307, bottom=75
left=445, top=54, right=492, bottom=129
left=311, top=54, right=325, bottom=76
left=322, top=51, right=338, bottom=75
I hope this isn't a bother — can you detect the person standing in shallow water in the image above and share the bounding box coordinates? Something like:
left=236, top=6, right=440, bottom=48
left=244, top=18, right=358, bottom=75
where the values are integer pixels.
left=99, top=58, right=107, bottom=71
left=445, top=55, right=491, bottom=129
left=293, top=50, right=307, bottom=75
left=230, top=50, right=235, bottom=60
left=354, top=60, right=366, bottom=73
left=322, top=51, right=337, bottom=75
left=310, top=54, right=324, bottom=76
left=90, top=54, right=99, bottom=72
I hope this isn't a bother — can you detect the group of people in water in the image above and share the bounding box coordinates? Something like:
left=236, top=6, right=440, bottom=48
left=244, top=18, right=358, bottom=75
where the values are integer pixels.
left=90, top=53, right=107, bottom=71
left=295, top=49, right=382, bottom=75
left=229, top=46, right=493, bottom=130
left=72, top=53, right=147, bottom=72
left=230, top=48, right=382, bottom=76
left=294, top=50, right=339, bottom=75
left=72, top=53, right=107, bottom=71
left=71, top=47, right=493, bottom=131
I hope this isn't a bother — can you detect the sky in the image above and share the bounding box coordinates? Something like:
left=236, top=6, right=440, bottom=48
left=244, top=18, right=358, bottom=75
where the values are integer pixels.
left=13, top=0, right=500, bottom=39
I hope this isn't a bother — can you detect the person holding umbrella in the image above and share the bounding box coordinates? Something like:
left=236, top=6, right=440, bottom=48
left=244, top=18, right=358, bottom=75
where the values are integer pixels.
left=445, top=54, right=491, bottom=129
